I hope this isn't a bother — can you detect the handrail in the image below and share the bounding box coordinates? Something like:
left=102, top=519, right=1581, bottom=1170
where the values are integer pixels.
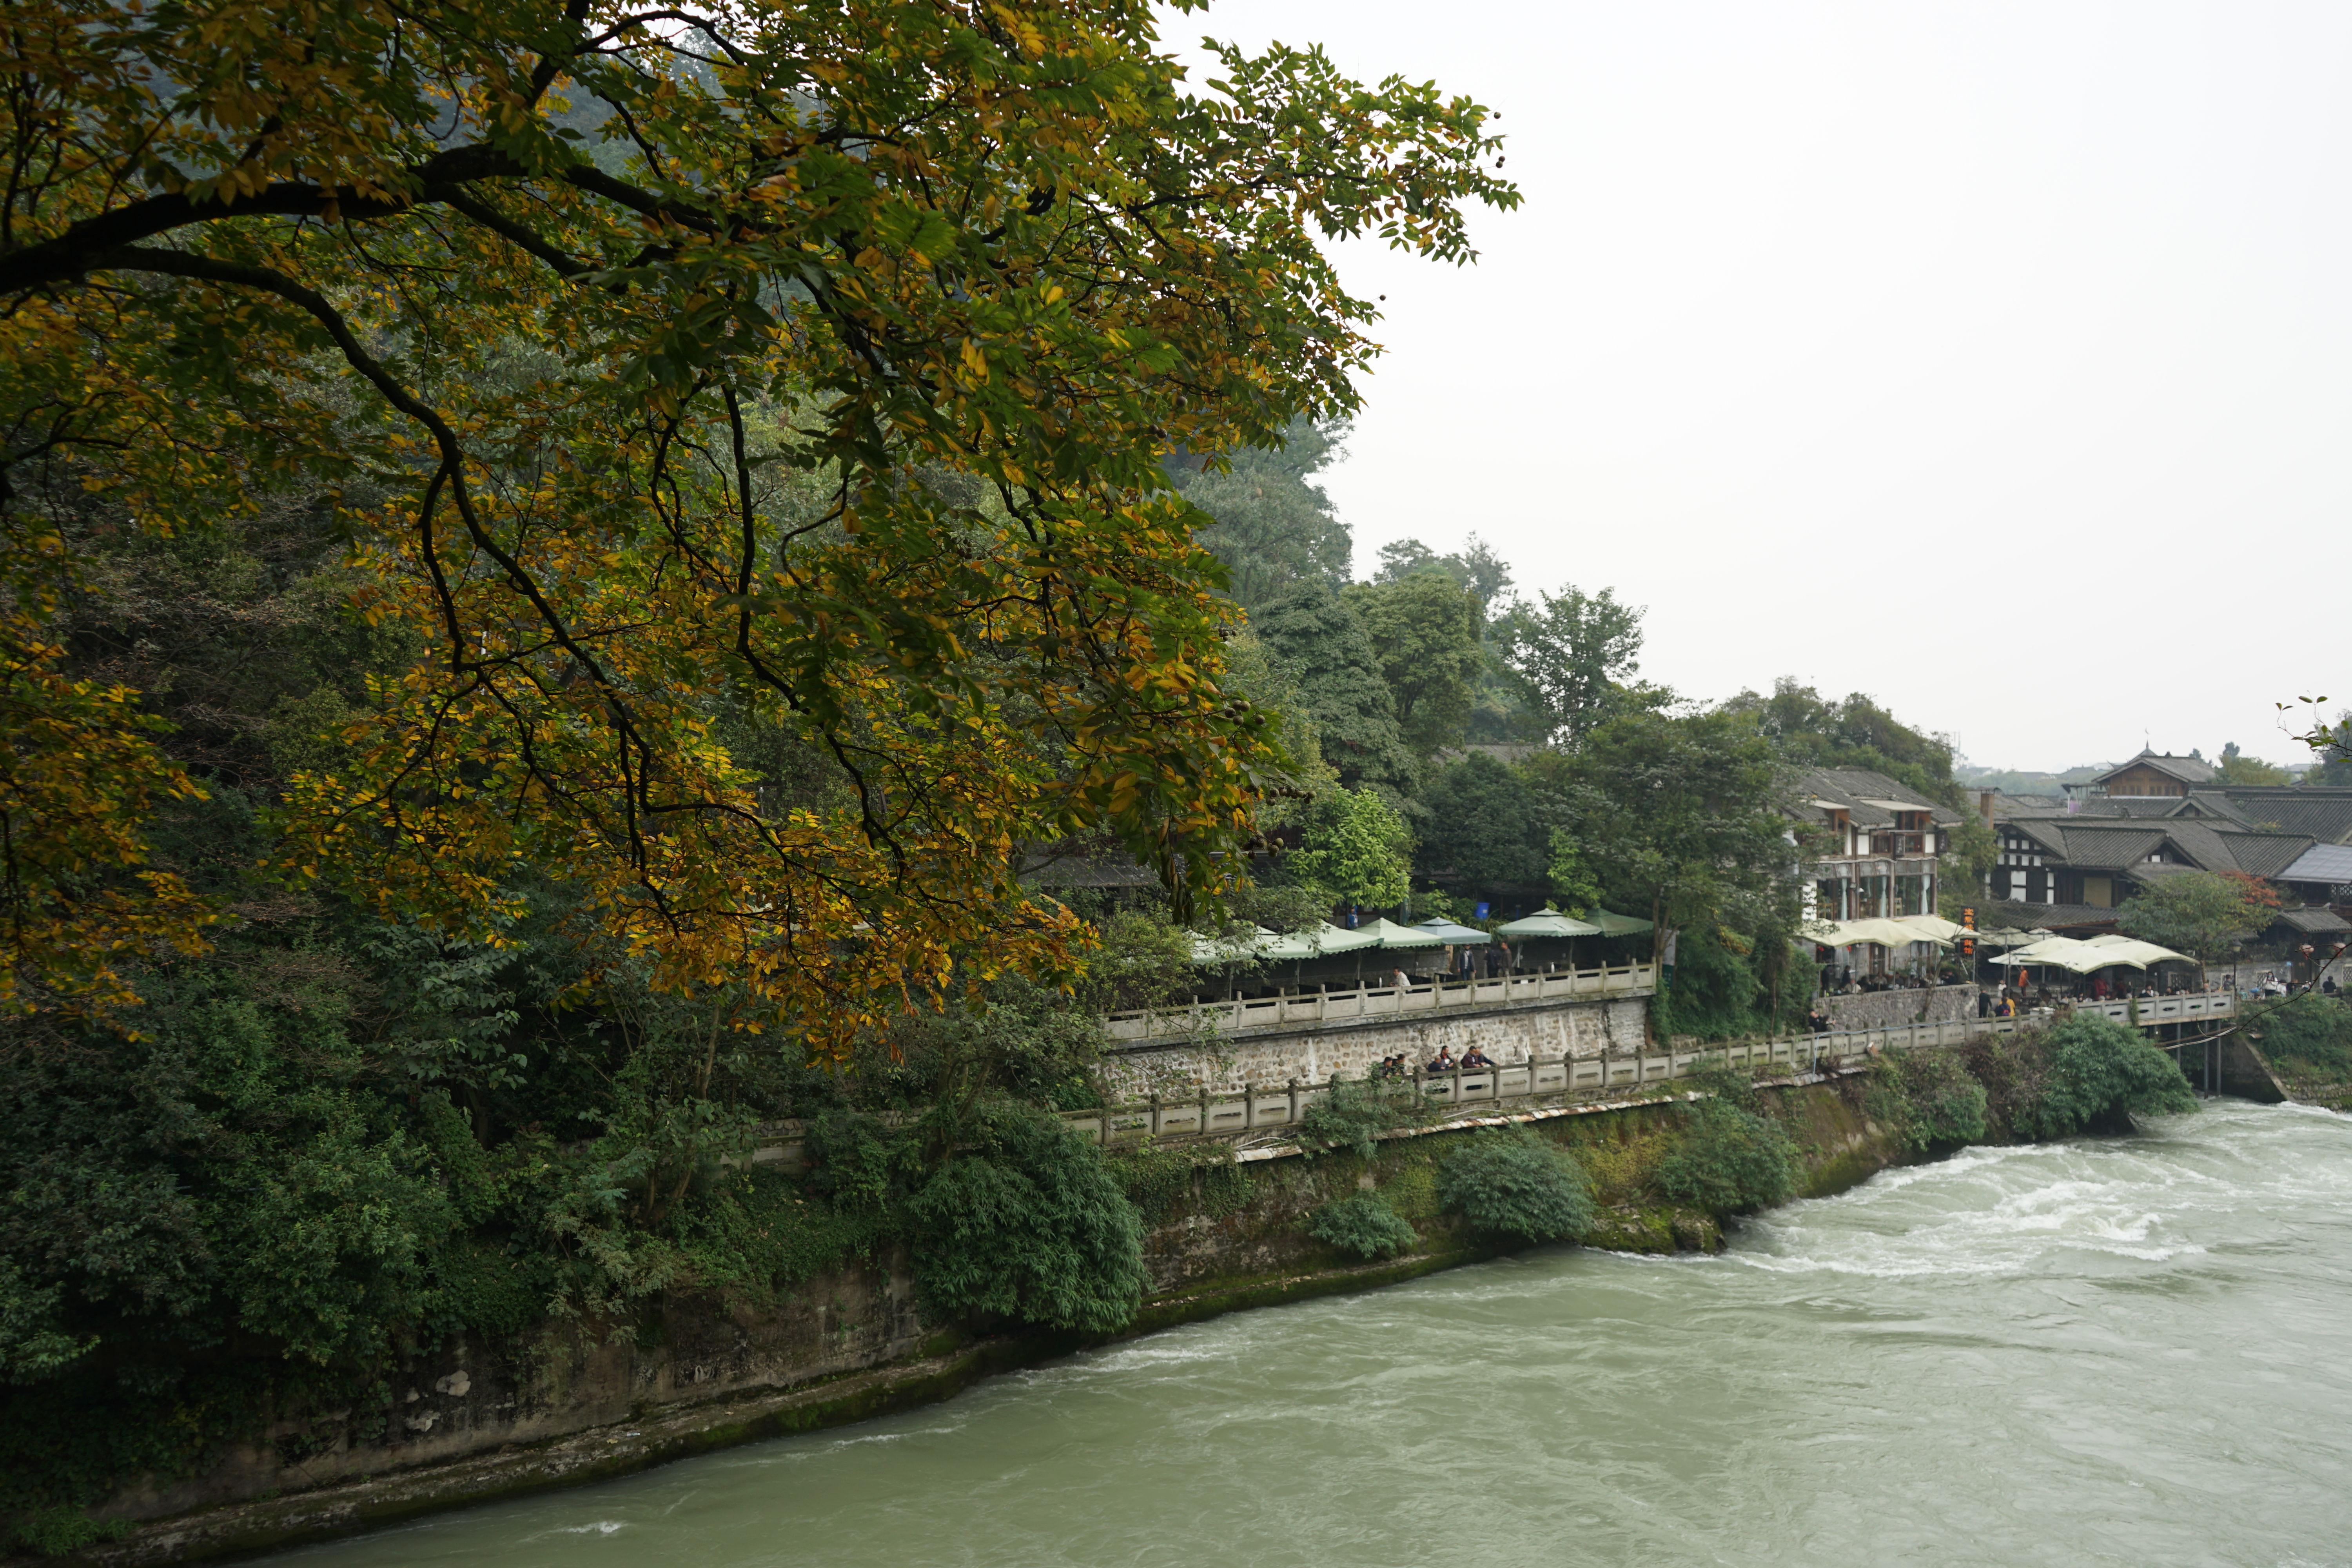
left=738, top=990, right=2242, bottom=1165
left=1102, top=962, right=1663, bottom=1044
left=1053, top=990, right=2241, bottom=1148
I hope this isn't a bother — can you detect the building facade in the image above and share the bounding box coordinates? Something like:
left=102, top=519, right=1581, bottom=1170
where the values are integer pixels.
left=1794, top=769, right=1964, bottom=926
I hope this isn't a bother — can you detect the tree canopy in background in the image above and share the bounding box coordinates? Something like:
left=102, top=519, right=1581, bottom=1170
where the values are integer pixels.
left=1343, top=572, right=1487, bottom=759
left=1250, top=581, right=1418, bottom=800
left=1287, top=786, right=1411, bottom=909
left=2216, top=742, right=2294, bottom=787
left=0, top=0, right=1515, bottom=1044
left=1173, top=416, right=1354, bottom=612
left=2118, top=871, right=2279, bottom=980
left=1530, top=710, right=1801, bottom=961
left=1495, top=585, right=1663, bottom=748
left=1372, top=534, right=1514, bottom=611
left=1416, top=752, right=1547, bottom=895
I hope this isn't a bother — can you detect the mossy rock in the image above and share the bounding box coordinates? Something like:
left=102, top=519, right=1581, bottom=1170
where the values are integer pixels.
left=1581, top=1205, right=1722, bottom=1254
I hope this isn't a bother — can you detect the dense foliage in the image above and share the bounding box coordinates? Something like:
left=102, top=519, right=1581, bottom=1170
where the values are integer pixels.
left=1970, top=1015, right=2197, bottom=1142
left=2, top=0, right=1515, bottom=1035
left=1296, top=1077, right=1436, bottom=1162
left=902, top=1112, right=1148, bottom=1334
left=2118, top=873, right=2281, bottom=976
left=1868, top=1051, right=1991, bottom=1152
left=0, top=0, right=1525, bottom=1526
left=1653, top=1098, right=1800, bottom=1216
left=1435, top=1128, right=1595, bottom=1242
left=1309, top=1190, right=1420, bottom=1259
left=2245, top=994, right=2352, bottom=1080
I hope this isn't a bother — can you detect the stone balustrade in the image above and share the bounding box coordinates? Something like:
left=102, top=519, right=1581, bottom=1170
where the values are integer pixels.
left=739, top=990, right=2241, bottom=1165
left=1103, top=963, right=1660, bottom=1045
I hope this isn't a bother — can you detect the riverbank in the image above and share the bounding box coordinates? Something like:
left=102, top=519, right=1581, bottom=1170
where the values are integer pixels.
left=37, top=1064, right=1915, bottom=1567
left=229, top=1099, right=2341, bottom=1568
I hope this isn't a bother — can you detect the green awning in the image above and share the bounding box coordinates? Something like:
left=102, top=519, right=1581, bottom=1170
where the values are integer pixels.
left=1256, top=922, right=1384, bottom=960
left=1412, top=917, right=1493, bottom=946
left=1495, top=908, right=1605, bottom=938
left=1187, top=926, right=1276, bottom=965
left=1358, top=917, right=1447, bottom=950
left=1583, top=909, right=1655, bottom=937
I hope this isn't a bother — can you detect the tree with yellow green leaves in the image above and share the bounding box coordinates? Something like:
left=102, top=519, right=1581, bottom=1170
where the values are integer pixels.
left=0, top=0, right=1514, bottom=1047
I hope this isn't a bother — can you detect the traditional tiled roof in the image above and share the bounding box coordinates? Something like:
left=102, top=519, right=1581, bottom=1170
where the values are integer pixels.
left=2274, top=906, right=2352, bottom=935
left=2227, top=835, right=2321, bottom=880
left=1978, top=900, right=2122, bottom=931
left=2158, top=820, right=2244, bottom=873
left=1792, top=768, right=1964, bottom=827
left=2091, top=798, right=2194, bottom=818
left=2175, top=791, right=2252, bottom=824
left=2278, top=843, right=2352, bottom=885
left=2003, top=819, right=2072, bottom=855
left=2213, top=790, right=2352, bottom=842
left=2096, top=750, right=2217, bottom=787
left=2049, top=827, right=2167, bottom=868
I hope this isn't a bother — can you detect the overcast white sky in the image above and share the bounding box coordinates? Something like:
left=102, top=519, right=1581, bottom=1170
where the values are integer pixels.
left=1175, top=1, right=2350, bottom=773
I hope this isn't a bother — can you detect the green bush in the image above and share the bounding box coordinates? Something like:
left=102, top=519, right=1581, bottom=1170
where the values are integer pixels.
left=1436, top=1128, right=1595, bottom=1242
left=1308, top=1191, right=1420, bottom=1259
left=2014, top=1014, right=2196, bottom=1140
left=1105, top=1143, right=1252, bottom=1227
left=1654, top=1098, right=1798, bottom=1215
left=2249, top=994, right=2352, bottom=1078
left=1874, top=1051, right=1990, bottom=1152
left=904, top=1112, right=1147, bottom=1334
left=1297, top=1077, right=1436, bottom=1161
left=13, top=1507, right=133, bottom=1558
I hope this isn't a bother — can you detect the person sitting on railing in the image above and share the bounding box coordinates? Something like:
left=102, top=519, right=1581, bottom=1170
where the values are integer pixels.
left=1460, top=1046, right=1494, bottom=1070
left=1426, top=1045, right=1457, bottom=1073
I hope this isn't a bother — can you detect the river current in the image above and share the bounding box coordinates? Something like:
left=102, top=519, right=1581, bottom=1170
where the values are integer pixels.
left=278, top=1099, right=2352, bottom=1568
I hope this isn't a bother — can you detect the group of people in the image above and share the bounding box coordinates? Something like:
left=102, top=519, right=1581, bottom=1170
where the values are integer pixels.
left=1819, top=966, right=1941, bottom=996
left=1372, top=1046, right=1497, bottom=1079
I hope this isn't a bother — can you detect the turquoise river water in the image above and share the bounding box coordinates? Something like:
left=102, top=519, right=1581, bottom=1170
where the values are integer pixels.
left=274, top=1099, right=2352, bottom=1568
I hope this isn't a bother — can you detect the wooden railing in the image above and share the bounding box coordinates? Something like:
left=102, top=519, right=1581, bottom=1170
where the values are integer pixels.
left=1103, top=962, right=1661, bottom=1045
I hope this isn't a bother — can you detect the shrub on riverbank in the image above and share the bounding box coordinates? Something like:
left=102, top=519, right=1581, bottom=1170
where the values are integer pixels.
left=1437, top=1128, right=1597, bottom=1242
left=2011, top=1014, right=2196, bottom=1139
left=1869, top=1051, right=1991, bottom=1152
left=1298, top=1078, right=1438, bottom=1161
left=1653, top=1098, right=1799, bottom=1215
left=2246, top=994, right=2352, bottom=1081
left=1309, top=1191, right=1421, bottom=1259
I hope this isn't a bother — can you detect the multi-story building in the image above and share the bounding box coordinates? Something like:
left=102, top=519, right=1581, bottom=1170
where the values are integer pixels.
left=1793, top=768, right=1964, bottom=926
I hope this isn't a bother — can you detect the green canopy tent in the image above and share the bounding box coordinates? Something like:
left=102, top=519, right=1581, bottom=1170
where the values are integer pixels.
left=1412, top=917, right=1492, bottom=944
left=1584, top=909, right=1655, bottom=937
left=1493, top=908, right=1606, bottom=975
left=1355, top=917, right=1448, bottom=985
left=1493, top=909, right=1605, bottom=938
left=1256, top=921, right=1384, bottom=990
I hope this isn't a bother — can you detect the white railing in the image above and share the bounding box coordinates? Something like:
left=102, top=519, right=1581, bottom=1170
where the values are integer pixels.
left=738, top=991, right=2241, bottom=1163
left=1054, top=990, right=2241, bottom=1147
left=1103, top=963, right=1661, bottom=1044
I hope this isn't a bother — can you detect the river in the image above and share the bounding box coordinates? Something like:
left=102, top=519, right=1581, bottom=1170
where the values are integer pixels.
left=276, top=1099, right=2352, bottom=1568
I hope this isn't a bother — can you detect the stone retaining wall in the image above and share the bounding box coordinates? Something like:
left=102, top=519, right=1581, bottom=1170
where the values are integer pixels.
left=1821, top=983, right=1973, bottom=1033
left=1099, top=995, right=1651, bottom=1097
